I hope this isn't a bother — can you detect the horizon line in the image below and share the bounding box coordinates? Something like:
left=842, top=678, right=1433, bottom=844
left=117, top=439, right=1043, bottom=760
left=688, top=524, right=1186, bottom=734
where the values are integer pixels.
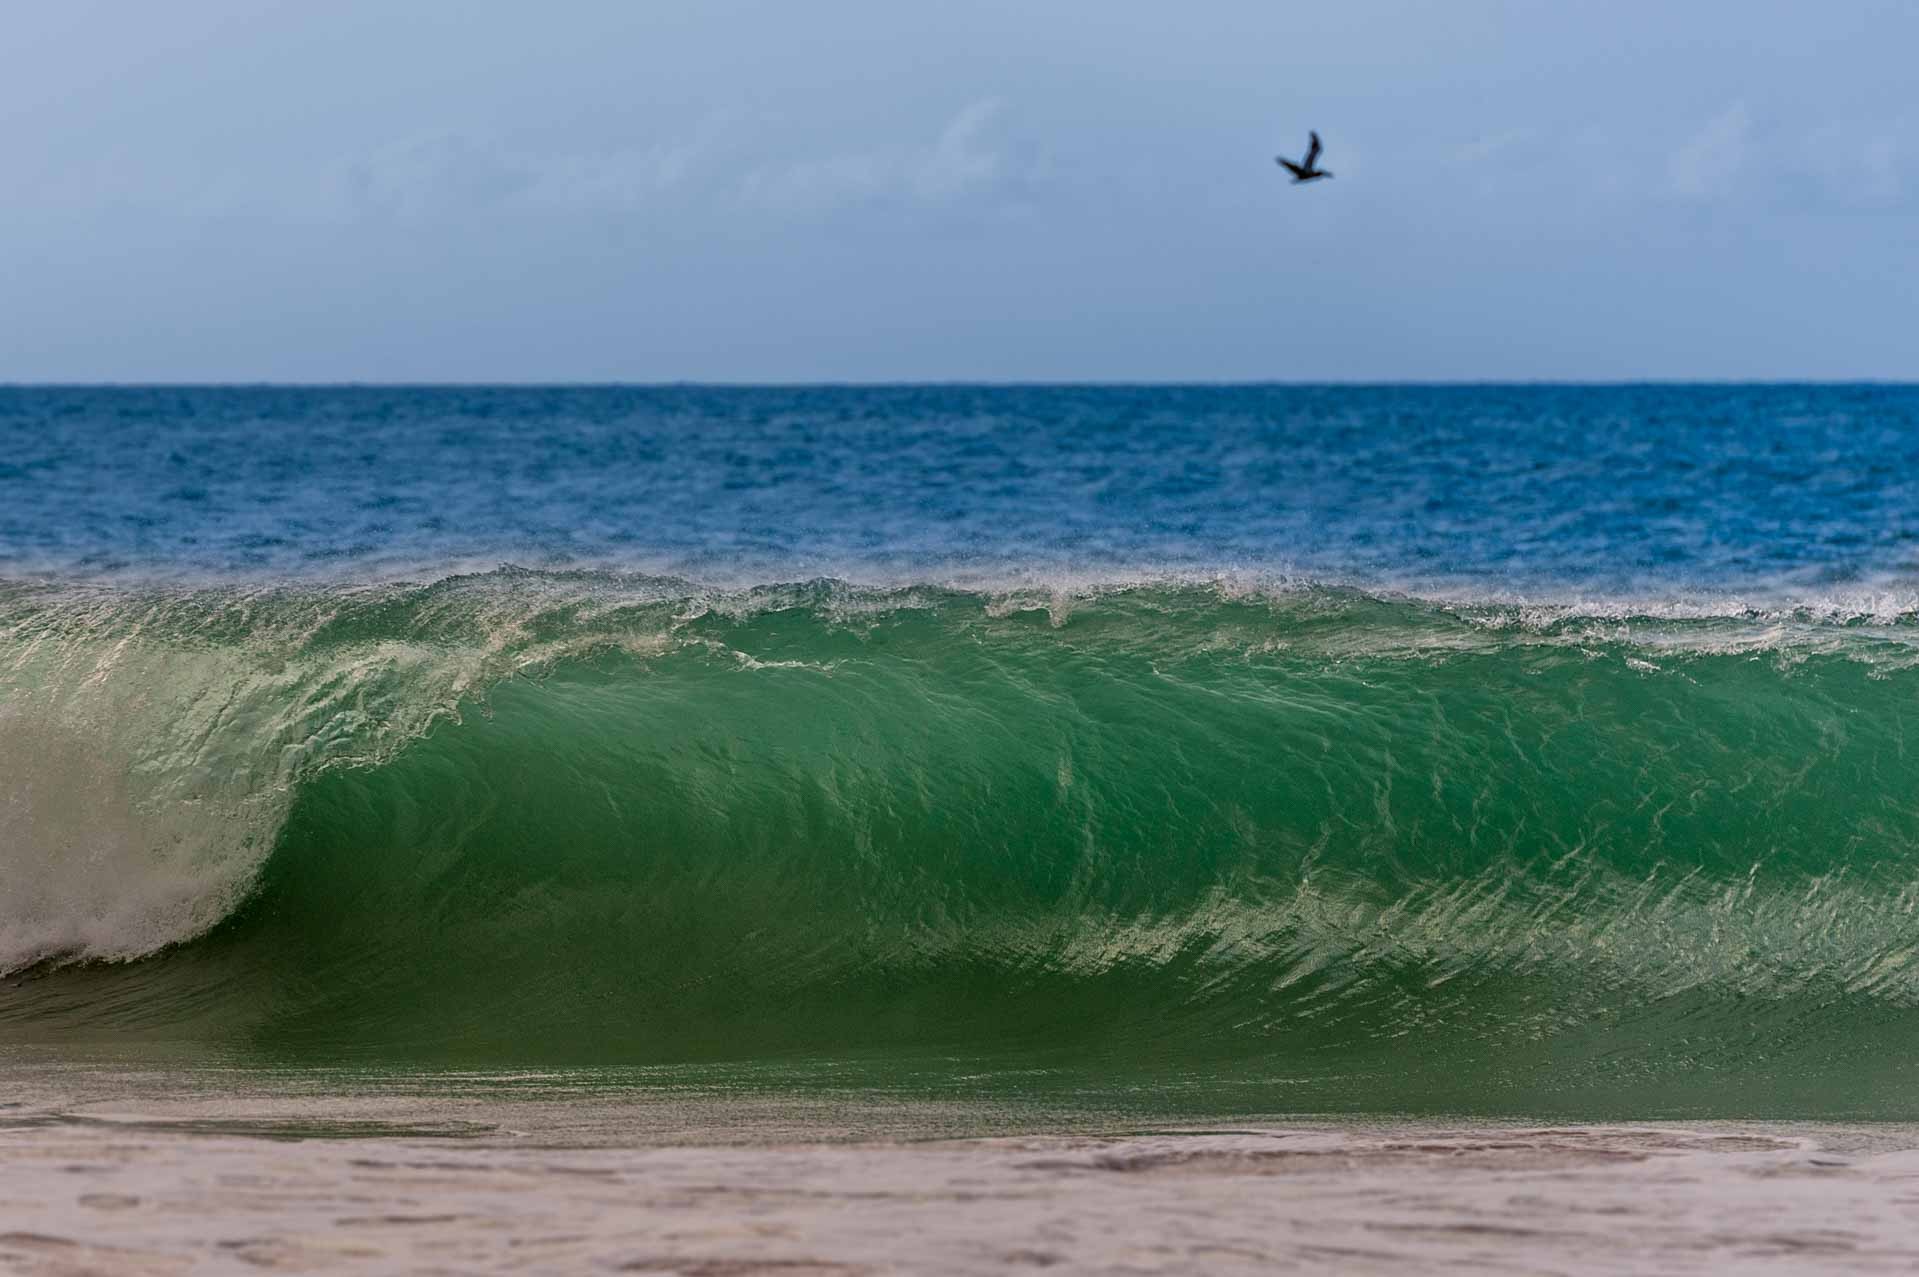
left=4, top=378, right=1918, bottom=390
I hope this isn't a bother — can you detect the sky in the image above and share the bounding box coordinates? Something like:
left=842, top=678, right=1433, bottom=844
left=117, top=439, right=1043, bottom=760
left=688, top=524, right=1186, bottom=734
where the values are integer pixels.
left=3, top=0, right=1916, bottom=381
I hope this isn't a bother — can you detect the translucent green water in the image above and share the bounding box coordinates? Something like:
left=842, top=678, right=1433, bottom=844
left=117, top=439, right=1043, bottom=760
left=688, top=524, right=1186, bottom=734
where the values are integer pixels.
left=9, top=575, right=1919, bottom=1115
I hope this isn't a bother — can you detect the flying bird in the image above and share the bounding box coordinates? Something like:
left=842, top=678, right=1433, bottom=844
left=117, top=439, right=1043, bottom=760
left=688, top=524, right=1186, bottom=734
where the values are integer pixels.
left=1276, top=131, right=1333, bottom=183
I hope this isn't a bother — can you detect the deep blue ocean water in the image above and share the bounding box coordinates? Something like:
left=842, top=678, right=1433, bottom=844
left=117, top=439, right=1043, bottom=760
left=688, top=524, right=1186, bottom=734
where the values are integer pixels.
left=4, top=384, right=1916, bottom=592
left=8, top=384, right=1919, bottom=1118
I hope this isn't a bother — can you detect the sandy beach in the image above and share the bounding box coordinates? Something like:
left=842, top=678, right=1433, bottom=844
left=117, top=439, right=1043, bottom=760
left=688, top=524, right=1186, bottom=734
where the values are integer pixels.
left=5, top=1063, right=1919, bottom=1275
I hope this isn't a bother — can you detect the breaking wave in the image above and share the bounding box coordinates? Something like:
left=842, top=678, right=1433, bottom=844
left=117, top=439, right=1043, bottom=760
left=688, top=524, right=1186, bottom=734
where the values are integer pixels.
left=8, top=569, right=1919, bottom=1113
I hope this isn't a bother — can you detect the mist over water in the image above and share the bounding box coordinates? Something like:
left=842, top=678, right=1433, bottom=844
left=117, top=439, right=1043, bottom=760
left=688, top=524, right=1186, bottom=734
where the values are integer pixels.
left=5, top=386, right=1919, bottom=1117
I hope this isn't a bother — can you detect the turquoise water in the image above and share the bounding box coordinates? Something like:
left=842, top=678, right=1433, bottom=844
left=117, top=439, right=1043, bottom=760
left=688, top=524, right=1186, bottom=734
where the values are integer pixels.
left=6, top=386, right=1919, bottom=1116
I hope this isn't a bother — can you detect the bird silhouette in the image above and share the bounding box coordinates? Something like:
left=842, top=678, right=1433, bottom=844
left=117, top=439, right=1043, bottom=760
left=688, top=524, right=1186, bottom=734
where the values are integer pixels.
left=1276, top=131, right=1333, bottom=183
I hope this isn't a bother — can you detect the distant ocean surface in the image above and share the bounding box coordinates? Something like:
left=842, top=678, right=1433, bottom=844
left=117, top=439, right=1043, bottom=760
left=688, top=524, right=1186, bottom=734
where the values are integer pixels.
left=7, top=384, right=1919, bottom=1117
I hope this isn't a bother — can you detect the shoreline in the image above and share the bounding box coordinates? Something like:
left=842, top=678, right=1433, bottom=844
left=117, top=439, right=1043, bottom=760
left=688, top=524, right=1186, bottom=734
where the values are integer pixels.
left=6, top=1070, right=1919, bottom=1275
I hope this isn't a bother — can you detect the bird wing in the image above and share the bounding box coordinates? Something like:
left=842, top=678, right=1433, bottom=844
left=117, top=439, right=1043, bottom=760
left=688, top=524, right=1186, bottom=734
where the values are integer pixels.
left=1276, top=158, right=1308, bottom=179
left=1304, top=132, right=1322, bottom=168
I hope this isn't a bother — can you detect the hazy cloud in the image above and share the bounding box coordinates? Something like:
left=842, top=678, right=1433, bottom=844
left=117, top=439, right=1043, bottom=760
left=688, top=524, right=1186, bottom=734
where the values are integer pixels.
left=1452, top=129, right=1540, bottom=165
left=914, top=99, right=1005, bottom=200
left=739, top=99, right=1019, bottom=214
left=1781, top=121, right=1913, bottom=211
left=337, top=127, right=730, bottom=221
left=1669, top=102, right=1751, bottom=199
left=345, top=133, right=534, bottom=219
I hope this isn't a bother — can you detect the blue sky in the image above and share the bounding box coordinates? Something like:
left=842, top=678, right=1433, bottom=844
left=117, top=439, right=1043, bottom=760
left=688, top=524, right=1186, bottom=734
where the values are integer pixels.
left=4, top=1, right=1915, bottom=380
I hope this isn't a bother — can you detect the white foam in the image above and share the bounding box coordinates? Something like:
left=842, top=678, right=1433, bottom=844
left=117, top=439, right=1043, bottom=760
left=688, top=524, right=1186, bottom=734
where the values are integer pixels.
left=0, top=585, right=544, bottom=973
left=0, top=710, right=272, bottom=969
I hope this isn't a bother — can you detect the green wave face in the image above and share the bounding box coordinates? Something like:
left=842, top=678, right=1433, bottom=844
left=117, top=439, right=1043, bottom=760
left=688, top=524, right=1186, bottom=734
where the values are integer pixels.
left=9, top=573, right=1919, bottom=1115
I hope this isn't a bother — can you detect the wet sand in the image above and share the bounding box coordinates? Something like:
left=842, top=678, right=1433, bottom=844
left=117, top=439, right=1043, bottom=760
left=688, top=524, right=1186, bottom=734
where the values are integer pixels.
left=5, top=1071, right=1919, bottom=1276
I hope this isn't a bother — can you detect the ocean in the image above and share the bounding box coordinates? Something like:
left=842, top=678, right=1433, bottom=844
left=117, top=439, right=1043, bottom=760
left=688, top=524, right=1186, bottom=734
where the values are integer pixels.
left=7, top=384, right=1919, bottom=1269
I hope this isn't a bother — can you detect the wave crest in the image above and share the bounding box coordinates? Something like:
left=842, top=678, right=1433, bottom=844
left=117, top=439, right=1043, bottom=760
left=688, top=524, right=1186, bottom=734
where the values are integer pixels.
left=7, top=569, right=1919, bottom=1091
